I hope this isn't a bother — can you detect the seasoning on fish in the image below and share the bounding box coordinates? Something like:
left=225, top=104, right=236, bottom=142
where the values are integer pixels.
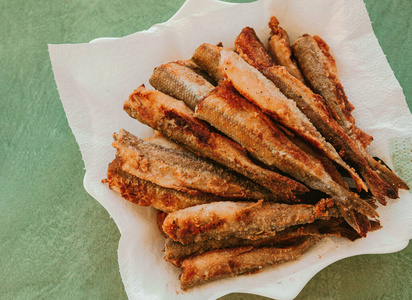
left=179, top=236, right=322, bottom=290
left=113, top=129, right=271, bottom=200
left=267, top=16, right=305, bottom=82
left=124, top=85, right=309, bottom=201
left=149, top=61, right=214, bottom=110
left=103, top=158, right=220, bottom=213
left=292, top=34, right=409, bottom=193
left=162, top=199, right=339, bottom=244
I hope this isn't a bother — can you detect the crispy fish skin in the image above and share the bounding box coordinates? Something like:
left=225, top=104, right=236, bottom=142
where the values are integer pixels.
left=196, top=83, right=355, bottom=194
left=263, top=65, right=397, bottom=204
left=179, top=236, right=322, bottom=290
left=292, top=34, right=409, bottom=193
left=162, top=199, right=338, bottom=244
left=124, top=85, right=308, bottom=201
left=234, top=27, right=366, bottom=192
left=215, top=50, right=378, bottom=233
left=219, top=48, right=362, bottom=185
left=291, top=34, right=373, bottom=148
left=164, top=217, right=370, bottom=267
left=104, top=158, right=220, bottom=213
left=267, top=17, right=305, bottom=82
left=192, top=43, right=223, bottom=82
left=113, top=129, right=269, bottom=200
left=149, top=61, right=214, bottom=110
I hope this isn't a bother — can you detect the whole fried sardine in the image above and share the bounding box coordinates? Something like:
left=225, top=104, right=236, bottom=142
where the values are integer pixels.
left=195, top=83, right=353, bottom=194
left=233, top=30, right=365, bottom=191
left=267, top=17, right=305, bottom=82
left=124, top=85, right=308, bottom=201
left=149, top=61, right=214, bottom=110
left=292, top=34, right=409, bottom=193
left=164, top=217, right=375, bottom=266
left=179, top=236, right=322, bottom=290
left=234, top=27, right=396, bottom=203
left=292, top=34, right=373, bottom=147
left=162, top=199, right=338, bottom=244
left=103, top=158, right=219, bottom=213
left=112, top=129, right=270, bottom=200
left=192, top=43, right=223, bottom=82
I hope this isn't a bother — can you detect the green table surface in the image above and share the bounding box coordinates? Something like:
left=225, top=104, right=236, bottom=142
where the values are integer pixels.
left=1, top=0, right=411, bottom=299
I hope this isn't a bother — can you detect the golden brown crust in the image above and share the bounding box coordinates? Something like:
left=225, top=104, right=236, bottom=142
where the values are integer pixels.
left=267, top=16, right=305, bottom=82
left=124, top=85, right=308, bottom=201
left=104, top=158, right=218, bottom=213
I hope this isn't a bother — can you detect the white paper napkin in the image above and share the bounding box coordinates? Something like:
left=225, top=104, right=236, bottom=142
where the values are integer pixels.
left=49, top=0, right=412, bottom=299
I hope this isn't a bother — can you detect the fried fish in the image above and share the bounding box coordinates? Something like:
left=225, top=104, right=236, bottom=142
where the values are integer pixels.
left=124, top=85, right=309, bottom=201
left=234, top=26, right=396, bottom=204
left=179, top=236, right=322, bottom=290
left=162, top=199, right=338, bottom=244
left=292, top=34, right=409, bottom=194
left=112, top=129, right=271, bottom=200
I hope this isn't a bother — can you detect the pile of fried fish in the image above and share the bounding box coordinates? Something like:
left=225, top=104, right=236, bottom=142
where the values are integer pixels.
left=103, top=17, right=409, bottom=290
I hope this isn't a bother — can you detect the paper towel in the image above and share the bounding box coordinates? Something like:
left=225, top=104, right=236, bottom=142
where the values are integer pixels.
left=49, top=0, right=412, bottom=299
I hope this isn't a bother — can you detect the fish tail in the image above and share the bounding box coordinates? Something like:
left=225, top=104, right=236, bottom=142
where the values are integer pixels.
left=334, top=189, right=378, bottom=235
left=361, top=168, right=397, bottom=205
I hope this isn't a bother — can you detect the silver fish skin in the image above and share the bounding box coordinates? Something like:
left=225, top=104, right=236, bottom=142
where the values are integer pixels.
left=112, top=129, right=270, bottom=200
left=149, top=61, right=214, bottom=110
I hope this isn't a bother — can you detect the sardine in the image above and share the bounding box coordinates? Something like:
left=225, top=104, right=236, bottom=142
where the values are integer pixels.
left=179, top=236, right=322, bottom=290
left=195, top=83, right=352, bottom=194
left=112, top=129, right=270, bottom=200
left=149, top=61, right=214, bottom=110
left=192, top=43, right=223, bottom=82
left=292, top=34, right=409, bottom=193
left=124, top=85, right=309, bottom=201
left=164, top=217, right=374, bottom=267
left=267, top=17, right=305, bottom=82
left=162, top=199, right=339, bottom=244
left=103, top=158, right=219, bottom=213
left=234, top=27, right=397, bottom=203
left=233, top=29, right=365, bottom=191
left=195, top=48, right=377, bottom=233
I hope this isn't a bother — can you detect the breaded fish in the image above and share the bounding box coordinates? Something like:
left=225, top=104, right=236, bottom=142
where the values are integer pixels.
left=149, top=61, right=214, bottom=110
left=124, top=85, right=309, bottom=201
left=292, top=34, right=409, bottom=193
left=179, top=236, right=322, bottom=290
left=267, top=17, right=305, bottom=82
left=162, top=199, right=338, bottom=244
left=103, top=158, right=219, bottom=213
left=112, top=129, right=270, bottom=200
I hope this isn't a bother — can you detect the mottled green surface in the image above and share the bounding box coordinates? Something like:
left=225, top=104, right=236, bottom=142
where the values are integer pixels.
left=1, top=0, right=411, bottom=299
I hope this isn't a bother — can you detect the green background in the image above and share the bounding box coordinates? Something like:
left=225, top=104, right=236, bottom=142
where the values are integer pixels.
left=1, top=0, right=411, bottom=299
